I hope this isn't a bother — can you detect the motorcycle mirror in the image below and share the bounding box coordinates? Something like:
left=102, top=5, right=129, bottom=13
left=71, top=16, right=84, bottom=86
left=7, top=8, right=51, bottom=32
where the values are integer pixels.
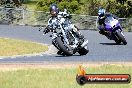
left=64, top=8, right=67, bottom=13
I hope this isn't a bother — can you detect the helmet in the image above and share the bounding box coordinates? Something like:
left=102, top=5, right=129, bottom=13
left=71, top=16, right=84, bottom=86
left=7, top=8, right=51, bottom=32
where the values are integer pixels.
left=49, top=4, right=59, bottom=16
left=98, top=8, right=106, bottom=18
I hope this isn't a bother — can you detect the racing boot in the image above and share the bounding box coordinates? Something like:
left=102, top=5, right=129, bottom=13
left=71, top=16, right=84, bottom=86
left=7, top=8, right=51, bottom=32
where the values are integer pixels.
left=99, top=30, right=112, bottom=39
left=99, top=30, right=108, bottom=36
left=57, top=50, right=65, bottom=56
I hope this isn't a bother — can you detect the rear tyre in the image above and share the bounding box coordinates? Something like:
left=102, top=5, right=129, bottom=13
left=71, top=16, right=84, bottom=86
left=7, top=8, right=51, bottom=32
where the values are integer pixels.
left=78, top=46, right=89, bottom=55
left=55, top=37, right=73, bottom=56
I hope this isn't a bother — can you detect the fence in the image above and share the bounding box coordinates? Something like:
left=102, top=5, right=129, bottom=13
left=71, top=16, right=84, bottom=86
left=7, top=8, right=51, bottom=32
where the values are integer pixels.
left=0, top=7, right=132, bottom=31
left=0, top=7, right=23, bottom=24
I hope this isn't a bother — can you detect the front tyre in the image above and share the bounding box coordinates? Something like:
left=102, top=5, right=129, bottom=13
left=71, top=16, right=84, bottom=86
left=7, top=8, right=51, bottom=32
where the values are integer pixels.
left=115, top=39, right=121, bottom=45
left=55, top=37, right=73, bottom=56
left=116, top=30, right=127, bottom=45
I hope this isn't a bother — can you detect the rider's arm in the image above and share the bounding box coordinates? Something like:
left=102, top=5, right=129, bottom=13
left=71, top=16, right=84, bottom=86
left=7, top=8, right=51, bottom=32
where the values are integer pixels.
left=47, top=17, right=53, bottom=27
left=58, top=11, right=72, bottom=19
left=47, top=17, right=56, bottom=30
left=43, top=17, right=53, bottom=34
left=97, top=18, right=105, bottom=30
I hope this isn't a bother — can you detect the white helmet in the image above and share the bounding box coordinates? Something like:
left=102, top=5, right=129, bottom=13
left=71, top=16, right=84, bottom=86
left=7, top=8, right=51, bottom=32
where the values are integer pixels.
left=98, top=8, right=106, bottom=18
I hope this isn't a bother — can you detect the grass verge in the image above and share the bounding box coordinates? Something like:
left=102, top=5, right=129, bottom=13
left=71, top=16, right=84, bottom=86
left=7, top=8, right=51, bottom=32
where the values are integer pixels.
left=0, top=64, right=131, bottom=88
left=0, top=38, right=48, bottom=56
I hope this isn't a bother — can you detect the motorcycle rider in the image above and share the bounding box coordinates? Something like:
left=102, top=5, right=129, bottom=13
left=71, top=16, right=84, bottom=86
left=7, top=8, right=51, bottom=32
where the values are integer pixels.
left=97, top=8, right=118, bottom=36
left=45, top=4, right=84, bottom=40
left=44, top=4, right=85, bottom=55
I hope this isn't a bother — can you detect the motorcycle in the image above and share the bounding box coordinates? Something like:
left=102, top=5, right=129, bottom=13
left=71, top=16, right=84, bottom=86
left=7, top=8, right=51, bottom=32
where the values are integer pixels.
left=41, top=17, right=89, bottom=56
left=99, top=15, right=127, bottom=45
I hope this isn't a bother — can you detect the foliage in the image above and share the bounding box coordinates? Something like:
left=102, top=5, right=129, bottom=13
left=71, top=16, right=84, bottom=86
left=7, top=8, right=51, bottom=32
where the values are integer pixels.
left=25, top=0, right=132, bottom=18
left=88, top=0, right=101, bottom=16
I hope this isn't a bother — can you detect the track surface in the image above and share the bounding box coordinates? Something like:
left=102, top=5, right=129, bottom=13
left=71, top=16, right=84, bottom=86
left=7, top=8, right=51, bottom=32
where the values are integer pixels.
left=0, top=25, right=132, bottom=63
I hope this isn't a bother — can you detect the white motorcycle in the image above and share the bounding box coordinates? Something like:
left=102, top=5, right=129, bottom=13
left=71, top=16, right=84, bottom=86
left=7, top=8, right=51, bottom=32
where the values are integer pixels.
left=42, top=17, right=89, bottom=56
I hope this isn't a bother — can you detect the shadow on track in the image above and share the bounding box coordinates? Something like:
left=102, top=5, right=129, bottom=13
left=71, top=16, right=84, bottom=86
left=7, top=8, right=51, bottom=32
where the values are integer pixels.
left=100, top=43, right=122, bottom=45
left=55, top=54, right=81, bottom=57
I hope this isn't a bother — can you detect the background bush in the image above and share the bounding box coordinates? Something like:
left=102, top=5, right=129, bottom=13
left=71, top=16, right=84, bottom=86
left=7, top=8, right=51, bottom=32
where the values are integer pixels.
left=34, top=0, right=132, bottom=18
left=1, top=0, right=131, bottom=17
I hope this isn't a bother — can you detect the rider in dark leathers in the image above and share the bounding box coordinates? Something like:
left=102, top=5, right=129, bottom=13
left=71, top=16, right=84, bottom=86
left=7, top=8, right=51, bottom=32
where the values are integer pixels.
left=97, top=8, right=118, bottom=36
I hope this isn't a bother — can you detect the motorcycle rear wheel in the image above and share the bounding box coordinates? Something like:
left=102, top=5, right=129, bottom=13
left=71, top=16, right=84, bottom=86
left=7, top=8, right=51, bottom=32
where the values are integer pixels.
left=78, top=46, right=89, bottom=55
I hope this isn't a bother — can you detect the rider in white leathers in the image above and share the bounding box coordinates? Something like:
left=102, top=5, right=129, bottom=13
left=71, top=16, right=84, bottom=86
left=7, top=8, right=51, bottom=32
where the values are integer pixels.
left=44, top=4, right=84, bottom=55
left=46, top=4, right=84, bottom=38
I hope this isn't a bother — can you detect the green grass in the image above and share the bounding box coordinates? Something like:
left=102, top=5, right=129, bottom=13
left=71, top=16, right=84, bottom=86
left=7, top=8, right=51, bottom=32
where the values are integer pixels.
left=0, top=64, right=131, bottom=88
left=0, top=38, right=48, bottom=56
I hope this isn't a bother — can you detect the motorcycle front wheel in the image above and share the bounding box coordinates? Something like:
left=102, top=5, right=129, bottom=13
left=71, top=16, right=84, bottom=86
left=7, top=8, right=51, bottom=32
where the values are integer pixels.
left=115, top=30, right=127, bottom=45
left=55, top=37, right=73, bottom=56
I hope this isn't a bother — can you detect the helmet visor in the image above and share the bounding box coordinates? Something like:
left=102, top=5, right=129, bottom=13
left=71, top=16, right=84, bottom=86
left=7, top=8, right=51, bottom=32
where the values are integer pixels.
left=51, top=10, right=58, bottom=17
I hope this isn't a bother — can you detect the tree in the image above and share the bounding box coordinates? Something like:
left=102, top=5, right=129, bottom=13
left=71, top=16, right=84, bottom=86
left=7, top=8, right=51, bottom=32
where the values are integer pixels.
left=128, top=1, right=132, bottom=7
left=88, top=0, right=101, bottom=16
left=0, top=0, right=5, bottom=5
left=12, top=0, right=22, bottom=6
left=116, top=0, right=127, bottom=5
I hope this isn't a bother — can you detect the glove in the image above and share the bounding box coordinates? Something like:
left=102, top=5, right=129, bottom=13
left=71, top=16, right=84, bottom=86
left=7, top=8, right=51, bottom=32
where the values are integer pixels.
left=43, top=27, right=50, bottom=34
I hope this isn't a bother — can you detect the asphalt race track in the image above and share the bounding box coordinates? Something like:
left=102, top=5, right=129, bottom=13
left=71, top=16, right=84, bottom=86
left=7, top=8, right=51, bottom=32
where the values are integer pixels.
left=0, top=25, right=132, bottom=63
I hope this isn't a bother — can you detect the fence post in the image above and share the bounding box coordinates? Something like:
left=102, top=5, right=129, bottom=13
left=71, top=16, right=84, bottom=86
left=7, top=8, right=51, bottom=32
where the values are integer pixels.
left=20, top=7, right=25, bottom=25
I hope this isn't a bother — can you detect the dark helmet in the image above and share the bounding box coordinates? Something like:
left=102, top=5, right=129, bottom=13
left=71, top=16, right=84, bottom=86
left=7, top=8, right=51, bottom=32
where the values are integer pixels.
left=49, top=4, right=59, bottom=16
left=98, top=8, right=106, bottom=19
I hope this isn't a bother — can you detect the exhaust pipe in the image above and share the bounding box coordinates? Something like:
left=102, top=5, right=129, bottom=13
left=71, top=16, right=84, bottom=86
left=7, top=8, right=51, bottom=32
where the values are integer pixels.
left=81, top=40, right=88, bottom=47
